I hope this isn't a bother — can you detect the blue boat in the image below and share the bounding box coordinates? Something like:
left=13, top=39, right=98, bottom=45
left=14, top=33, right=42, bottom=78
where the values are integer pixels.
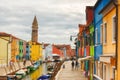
left=37, top=75, right=50, bottom=80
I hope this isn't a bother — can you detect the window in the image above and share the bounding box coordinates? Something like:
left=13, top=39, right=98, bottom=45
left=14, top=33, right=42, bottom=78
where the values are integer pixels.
left=26, top=45, right=28, bottom=48
left=90, top=34, right=93, bottom=46
left=19, top=50, right=21, bottom=53
left=103, top=23, right=107, bottom=44
left=100, top=24, right=103, bottom=44
left=26, top=51, right=28, bottom=53
left=95, top=28, right=98, bottom=45
left=112, top=16, right=116, bottom=43
left=87, top=35, right=90, bottom=46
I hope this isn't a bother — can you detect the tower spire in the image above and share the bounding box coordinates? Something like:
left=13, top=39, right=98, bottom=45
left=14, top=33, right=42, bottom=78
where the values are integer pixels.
left=32, top=16, right=38, bottom=26
left=31, top=16, right=38, bottom=42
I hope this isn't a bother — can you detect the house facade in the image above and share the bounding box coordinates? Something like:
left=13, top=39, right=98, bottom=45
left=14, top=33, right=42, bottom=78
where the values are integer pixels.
left=11, top=36, right=19, bottom=62
left=0, top=32, right=12, bottom=65
left=29, top=42, right=42, bottom=61
left=100, top=1, right=116, bottom=80
left=93, top=0, right=110, bottom=79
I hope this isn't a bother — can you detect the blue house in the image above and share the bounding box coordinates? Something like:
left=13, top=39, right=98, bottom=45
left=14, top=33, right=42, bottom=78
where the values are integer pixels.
left=94, top=0, right=110, bottom=79
left=26, top=42, right=30, bottom=60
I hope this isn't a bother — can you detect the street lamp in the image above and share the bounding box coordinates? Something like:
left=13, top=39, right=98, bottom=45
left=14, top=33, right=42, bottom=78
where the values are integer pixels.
left=70, top=35, right=79, bottom=59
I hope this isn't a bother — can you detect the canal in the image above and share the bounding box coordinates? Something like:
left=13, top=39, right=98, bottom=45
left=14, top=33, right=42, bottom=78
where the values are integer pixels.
left=23, top=62, right=53, bottom=80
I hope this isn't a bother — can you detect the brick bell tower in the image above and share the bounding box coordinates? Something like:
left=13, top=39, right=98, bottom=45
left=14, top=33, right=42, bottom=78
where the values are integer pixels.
left=31, top=16, right=38, bottom=42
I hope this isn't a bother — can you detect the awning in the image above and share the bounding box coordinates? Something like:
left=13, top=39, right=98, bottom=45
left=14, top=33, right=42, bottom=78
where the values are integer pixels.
left=78, top=56, right=94, bottom=61
left=100, top=54, right=115, bottom=63
left=52, top=54, right=60, bottom=57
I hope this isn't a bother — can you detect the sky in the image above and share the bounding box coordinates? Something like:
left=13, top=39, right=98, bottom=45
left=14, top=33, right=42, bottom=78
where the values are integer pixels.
left=0, top=0, right=97, bottom=46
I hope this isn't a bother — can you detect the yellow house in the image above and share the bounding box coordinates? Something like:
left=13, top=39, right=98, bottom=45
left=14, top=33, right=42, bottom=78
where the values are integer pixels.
left=29, top=41, right=42, bottom=61
left=100, top=1, right=116, bottom=80
left=0, top=32, right=12, bottom=65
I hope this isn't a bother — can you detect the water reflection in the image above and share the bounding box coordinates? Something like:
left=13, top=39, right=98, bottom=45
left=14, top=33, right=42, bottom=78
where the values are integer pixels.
left=23, top=62, right=53, bottom=80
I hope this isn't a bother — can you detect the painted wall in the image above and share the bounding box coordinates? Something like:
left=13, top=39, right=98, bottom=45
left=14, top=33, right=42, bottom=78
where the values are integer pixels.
left=23, top=41, right=27, bottom=57
left=19, top=40, right=23, bottom=60
left=0, top=37, right=9, bottom=65
left=86, top=6, right=94, bottom=25
left=39, top=44, right=43, bottom=60
left=101, top=3, right=116, bottom=80
left=30, top=42, right=41, bottom=61
left=11, top=37, right=19, bottom=62
left=79, top=24, right=85, bottom=57
left=26, top=43, right=30, bottom=60
left=86, top=46, right=90, bottom=56
left=103, top=7, right=116, bottom=54
left=94, top=0, right=111, bottom=76
left=94, top=0, right=111, bottom=60
left=90, top=24, right=94, bottom=56
left=52, top=45, right=63, bottom=57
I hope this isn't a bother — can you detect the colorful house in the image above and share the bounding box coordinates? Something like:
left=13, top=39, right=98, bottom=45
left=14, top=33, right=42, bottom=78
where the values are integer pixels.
left=19, top=40, right=24, bottom=60
left=53, top=44, right=73, bottom=58
left=52, top=45, right=64, bottom=58
left=23, top=41, right=27, bottom=58
left=11, top=36, right=19, bottom=62
left=29, top=42, right=42, bottom=61
left=0, top=32, right=12, bottom=65
left=99, top=1, right=116, bottom=80
left=78, top=6, right=94, bottom=79
left=93, top=0, right=110, bottom=79
left=78, top=24, right=85, bottom=57
left=26, top=42, right=30, bottom=60
left=85, top=6, right=94, bottom=80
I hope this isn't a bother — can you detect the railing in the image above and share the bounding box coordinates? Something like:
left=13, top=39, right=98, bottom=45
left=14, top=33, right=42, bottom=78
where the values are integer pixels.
left=50, top=60, right=64, bottom=80
left=93, top=74, right=103, bottom=80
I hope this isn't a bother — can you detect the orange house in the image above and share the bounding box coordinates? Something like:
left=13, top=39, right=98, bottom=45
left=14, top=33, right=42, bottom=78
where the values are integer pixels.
left=11, top=36, right=19, bottom=62
left=52, top=45, right=63, bottom=57
left=52, top=44, right=74, bottom=58
left=78, top=24, right=86, bottom=57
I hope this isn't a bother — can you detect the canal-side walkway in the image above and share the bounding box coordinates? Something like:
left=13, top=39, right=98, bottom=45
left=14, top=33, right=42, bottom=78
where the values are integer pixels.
left=55, top=61, right=87, bottom=80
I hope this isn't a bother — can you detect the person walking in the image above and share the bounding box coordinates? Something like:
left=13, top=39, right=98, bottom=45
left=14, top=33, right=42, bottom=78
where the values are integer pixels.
left=71, top=60, right=74, bottom=70
left=75, top=60, right=79, bottom=70
left=63, top=64, right=65, bottom=69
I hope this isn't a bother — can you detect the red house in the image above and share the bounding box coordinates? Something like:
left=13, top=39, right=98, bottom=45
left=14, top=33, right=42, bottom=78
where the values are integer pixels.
left=85, top=6, right=94, bottom=56
left=52, top=44, right=74, bottom=58
left=52, top=45, right=63, bottom=58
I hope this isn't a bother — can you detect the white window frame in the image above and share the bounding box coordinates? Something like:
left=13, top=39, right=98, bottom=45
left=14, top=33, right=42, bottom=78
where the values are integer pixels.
left=112, top=15, right=116, bottom=43
left=95, top=28, right=98, bottom=45
left=103, top=22, right=107, bottom=45
left=100, top=24, right=103, bottom=44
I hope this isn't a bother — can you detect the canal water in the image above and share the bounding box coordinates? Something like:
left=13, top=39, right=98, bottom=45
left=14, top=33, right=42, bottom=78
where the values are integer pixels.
left=22, top=62, right=53, bottom=80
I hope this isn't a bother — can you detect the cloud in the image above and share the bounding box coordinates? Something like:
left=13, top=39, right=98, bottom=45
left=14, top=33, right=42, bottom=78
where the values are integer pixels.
left=0, top=0, right=97, bottom=45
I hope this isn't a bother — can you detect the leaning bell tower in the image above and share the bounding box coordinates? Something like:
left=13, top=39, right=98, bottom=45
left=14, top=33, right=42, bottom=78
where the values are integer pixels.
left=31, top=16, right=38, bottom=42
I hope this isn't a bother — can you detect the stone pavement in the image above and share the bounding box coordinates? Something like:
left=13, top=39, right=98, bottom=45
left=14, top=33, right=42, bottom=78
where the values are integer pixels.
left=55, top=61, right=87, bottom=80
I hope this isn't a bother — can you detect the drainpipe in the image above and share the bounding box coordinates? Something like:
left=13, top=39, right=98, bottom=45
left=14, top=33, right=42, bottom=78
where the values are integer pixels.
left=113, top=0, right=118, bottom=71
left=112, top=0, right=118, bottom=80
